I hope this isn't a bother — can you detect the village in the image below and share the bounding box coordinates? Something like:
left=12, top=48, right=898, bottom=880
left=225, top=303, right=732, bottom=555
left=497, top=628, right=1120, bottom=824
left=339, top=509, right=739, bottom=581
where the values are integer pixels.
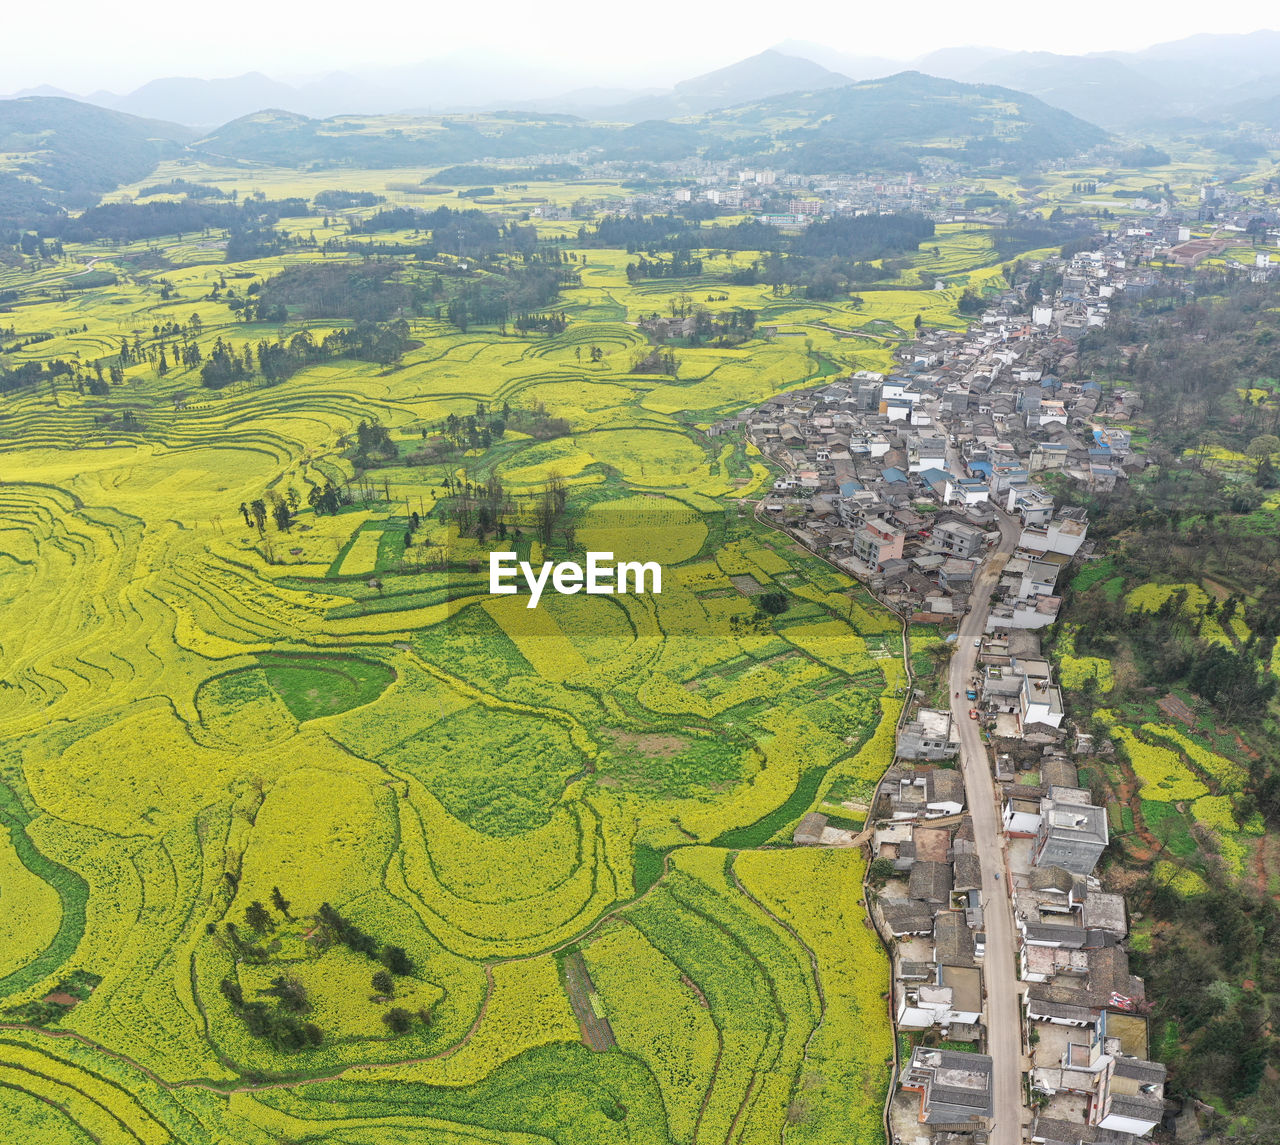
left=732, top=240, right=1175, bottom=1145
left=527, top=147, right=1280, bottom=264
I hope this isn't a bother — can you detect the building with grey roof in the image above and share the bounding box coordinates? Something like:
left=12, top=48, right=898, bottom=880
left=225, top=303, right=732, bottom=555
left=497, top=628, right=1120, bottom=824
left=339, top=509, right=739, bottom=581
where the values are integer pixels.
left=1033, top=788, right=1109, bottom=876
left=936, top=911, right=977, bottom=969
left=898, top=708, right=961, bottom=761
left=882, top=898, right=935, bottom=937
left=1082, top=893, right=1128, bottom=940
left=1031, top=1114, right=1138, bottom=1144
left=953, top=853, right=982, bottom=892
left=1095, top=1057, right=1166, bottom=1136
left=792, top=812, right=828, bottom=846
left=1041, top=758, right=1080, bottom=789
left=926, top=769, right=966, bottom=814
left=901, top=1046, right=994, bottom=1125
left=910, top=860, right=955, bottom=905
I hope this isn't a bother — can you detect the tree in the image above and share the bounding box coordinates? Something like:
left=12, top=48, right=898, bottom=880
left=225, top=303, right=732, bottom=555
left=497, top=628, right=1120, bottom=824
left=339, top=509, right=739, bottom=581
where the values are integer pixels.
left=265, top=975, right=309, bottom=1013
left=383, top=1007, right=413, bottom=1033
left=272, top=497, right=293, bottom=532
left=249, top=499, right=267, bottom=533
left=271, top=886, right=291, bottom=918
left=371, top=969, right=394, bottom=996
left=869, top=857, right=896, bottom=884
left=1247, top=434, right=1280, bottom=473
left=244, top=901, right=273, bottom=933
left=381, top=945, right=414, bottom=976
left=535, top=475, right=567, bottom=546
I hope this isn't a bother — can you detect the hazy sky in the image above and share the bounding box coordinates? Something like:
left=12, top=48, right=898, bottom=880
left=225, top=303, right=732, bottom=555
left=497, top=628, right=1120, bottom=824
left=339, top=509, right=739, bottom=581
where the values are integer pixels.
left=6, top=0, right=1280, bottom=91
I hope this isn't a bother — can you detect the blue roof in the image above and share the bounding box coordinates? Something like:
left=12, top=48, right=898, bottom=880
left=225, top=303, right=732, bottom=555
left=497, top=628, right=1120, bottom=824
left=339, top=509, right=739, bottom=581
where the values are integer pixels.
left=967, top=461, right=993, bottom=478
left=839, top=480, right=863, bottom=496
left=917, top=467, right=951, bottom=486
left=1082, top=381, right=1102, bottom=392
left=881, top=467, right=907, bottom=483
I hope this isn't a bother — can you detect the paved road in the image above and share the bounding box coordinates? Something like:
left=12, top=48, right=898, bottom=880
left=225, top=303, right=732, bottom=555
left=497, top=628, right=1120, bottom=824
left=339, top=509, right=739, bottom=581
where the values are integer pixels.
left=948, top=509, right=1023, bottom=1145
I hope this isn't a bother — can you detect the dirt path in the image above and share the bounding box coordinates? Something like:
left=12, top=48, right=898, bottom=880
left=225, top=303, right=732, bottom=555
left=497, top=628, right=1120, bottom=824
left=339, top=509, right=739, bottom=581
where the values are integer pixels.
left=562, top=952, right=615, bottom=1051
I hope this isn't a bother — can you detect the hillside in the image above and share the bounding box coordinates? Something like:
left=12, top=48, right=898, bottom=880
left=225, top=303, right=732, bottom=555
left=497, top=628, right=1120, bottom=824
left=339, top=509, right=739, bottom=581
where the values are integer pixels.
left=195, top=72, right=1107, bottom=174
left=193, top=108, right=600, bottom=167
left=0, top=96, right=190, bottom=222
left=700, top=71, right=1109, bottom=169
left=956, top=52, right=1173, bottom=129
left=1043, top=276, right=1280, bottom=1127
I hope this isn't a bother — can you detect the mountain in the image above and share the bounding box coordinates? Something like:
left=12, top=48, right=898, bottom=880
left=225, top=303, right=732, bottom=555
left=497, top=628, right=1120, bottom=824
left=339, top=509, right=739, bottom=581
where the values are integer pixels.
left=0, top=97, right=190, bottom=223
left=697, top=70, right=1109, bottom=170
left=1118, top=28, right=1280, bottom=84
left=906, top=30, right=1280, bottom=128
left=195, top=71, right=1107, bottom=175
left=604, top=50, right=853, bottom=121
left=1091, top=29, right=1280, bottom=121
left=1214, top=86, right=1280, bottom=131
left=95, top=72, right=302, bottom=125
left=770, top=40, right=902, bottom=81
left=956, top=51, right=1172, bottom=128
left=193, top=108, right=601, bottom=168
left=81, top=71, right=405, bottom=127
left=8, top=84, right=80, bottom=99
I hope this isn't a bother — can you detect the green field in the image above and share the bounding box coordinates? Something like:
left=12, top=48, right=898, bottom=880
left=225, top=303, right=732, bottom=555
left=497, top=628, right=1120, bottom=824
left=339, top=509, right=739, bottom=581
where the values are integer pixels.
left=0, top=167, right=937, bottom=1144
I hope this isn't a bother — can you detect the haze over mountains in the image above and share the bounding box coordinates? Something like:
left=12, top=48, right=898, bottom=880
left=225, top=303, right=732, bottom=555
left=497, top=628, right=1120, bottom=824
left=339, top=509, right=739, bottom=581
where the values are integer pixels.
left=9, top=29, right=1280, bottom=131
left=0, top=70, right=1106, bottom=230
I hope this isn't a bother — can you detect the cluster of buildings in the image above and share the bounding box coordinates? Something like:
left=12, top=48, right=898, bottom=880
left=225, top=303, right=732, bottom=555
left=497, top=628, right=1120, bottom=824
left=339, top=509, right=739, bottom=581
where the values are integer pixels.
left=861, top=736, right=1164, bottom=1145
left=757, top=250, right=1173, bottom=1145
left=1007, top=758, right=1167, bottom=1145
left=726, top=309, right=1136, bottom=626
left=715, top=244, right=1176, bottom=764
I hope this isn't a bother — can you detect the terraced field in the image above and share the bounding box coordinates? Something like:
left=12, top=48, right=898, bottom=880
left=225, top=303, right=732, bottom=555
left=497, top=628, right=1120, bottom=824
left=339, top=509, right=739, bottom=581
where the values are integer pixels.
left=0, top=176, right=933, bottom=1143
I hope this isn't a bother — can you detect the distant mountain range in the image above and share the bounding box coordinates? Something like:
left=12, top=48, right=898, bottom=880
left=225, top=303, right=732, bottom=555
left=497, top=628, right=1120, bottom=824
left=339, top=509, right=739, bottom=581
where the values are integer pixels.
left=10, top=30, right=1280, bottom=131
left=186, top=71, right=1105, bottom=174
left=910, top=29, right=1280, bottom=128
left=4, top=30, right=1280, bottom=131
left=0, top=68, right=1107, bottom=228
left=9, top=28, right=1280, bottom=228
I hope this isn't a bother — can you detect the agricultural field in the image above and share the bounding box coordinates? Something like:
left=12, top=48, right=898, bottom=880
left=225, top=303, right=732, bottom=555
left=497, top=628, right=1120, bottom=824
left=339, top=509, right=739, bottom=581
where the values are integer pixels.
left=0, top=165, right=929, bottom=1143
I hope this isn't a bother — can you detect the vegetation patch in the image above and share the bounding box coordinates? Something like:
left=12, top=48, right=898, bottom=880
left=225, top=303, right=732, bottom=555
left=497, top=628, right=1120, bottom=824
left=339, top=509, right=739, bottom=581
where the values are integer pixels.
left=259, top=652, right=396, bottom=721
